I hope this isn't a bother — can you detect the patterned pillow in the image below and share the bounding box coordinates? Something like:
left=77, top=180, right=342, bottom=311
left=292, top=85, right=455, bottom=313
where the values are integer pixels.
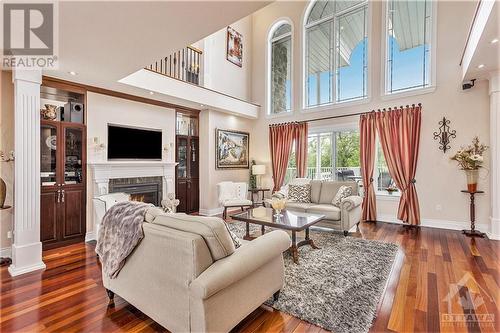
left=288, top=184, right=311, bottom=203
left=224, top=221, right=242, bottom=248
left=332, top=185, right=353, bottom=207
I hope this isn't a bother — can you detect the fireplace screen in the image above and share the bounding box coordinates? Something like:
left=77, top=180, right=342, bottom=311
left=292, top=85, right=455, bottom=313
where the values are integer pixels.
left=109, top=177, right=162, bottom=206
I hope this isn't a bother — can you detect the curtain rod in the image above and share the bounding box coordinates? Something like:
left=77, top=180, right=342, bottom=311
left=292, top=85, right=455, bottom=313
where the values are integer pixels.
left=269, top=103, right=422, bottom=126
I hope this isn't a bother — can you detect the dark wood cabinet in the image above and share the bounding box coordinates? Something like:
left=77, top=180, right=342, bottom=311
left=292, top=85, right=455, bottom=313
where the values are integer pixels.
left=41, top=120, right=86, bottom=250
left=175, top=110, right=199, bottom=214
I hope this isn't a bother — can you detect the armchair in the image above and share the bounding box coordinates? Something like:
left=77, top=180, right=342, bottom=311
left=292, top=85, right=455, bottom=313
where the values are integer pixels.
left=217, top=181, right=253, bottom=219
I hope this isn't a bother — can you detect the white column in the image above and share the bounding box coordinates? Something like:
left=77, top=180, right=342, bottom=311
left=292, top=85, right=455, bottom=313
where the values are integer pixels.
left=489, top=71, right=500, bottom=240
left=8, top=69, right=45, bottom=276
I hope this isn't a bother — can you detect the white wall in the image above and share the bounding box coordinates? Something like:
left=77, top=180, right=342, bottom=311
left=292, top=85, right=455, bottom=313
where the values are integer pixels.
left=201, top=16, right=254, bottom=102
left=199, top=109, right=255, bottom=215
left=85, top=92, right=176, bottom=232
left=249, top=1, right=492, bottom=230
left=0, top=71, right=14, bottom=254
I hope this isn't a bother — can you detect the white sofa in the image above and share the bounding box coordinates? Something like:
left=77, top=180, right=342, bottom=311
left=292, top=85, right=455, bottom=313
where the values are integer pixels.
left=102, top=208, right=291, bottom=332
left=271, top=178, right=363, bottom=235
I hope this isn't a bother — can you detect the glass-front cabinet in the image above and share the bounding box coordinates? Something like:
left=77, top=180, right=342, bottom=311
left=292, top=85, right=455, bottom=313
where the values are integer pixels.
left=41, top=123, right=58, bottom=186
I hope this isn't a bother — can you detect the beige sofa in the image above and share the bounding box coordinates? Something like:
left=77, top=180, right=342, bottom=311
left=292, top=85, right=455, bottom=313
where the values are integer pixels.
left=272, top=179, right=363, bottom=235
left=101, top=208, right=291, bottom=333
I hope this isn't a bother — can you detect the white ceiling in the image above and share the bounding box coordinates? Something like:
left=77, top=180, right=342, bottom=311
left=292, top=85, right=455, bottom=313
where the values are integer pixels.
left=463, top=1, right=500, bottom=81
left=43, top=1, right=270, bottom=102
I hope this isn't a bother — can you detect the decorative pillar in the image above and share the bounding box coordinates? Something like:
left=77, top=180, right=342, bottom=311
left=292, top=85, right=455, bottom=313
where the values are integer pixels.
left=489, top=71, right=500, bottom=240
left=8, top=69, right=45, bottom=276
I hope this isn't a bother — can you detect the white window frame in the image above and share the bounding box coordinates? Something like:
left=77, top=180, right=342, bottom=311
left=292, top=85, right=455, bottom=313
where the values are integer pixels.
left=266, top=18, right=294, bottom=118
left=381, top=0, right=438, bottom=98
left=373, top=138, right=401, bottom=198
left=302, top=0, right=371, bottom=111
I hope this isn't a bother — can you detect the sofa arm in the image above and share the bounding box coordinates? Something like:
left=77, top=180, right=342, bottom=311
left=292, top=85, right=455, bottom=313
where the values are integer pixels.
left=190, top=230, right=291, bottom=300
left=340, top=195, right=363, bottom=211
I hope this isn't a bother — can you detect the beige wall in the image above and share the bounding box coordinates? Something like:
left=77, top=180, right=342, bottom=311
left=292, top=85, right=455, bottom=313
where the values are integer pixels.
left=201, top=16, right=254, bottom=101
left=85, top=92, right=176, bottom=234
left=199, top=109, right=255, bottom=214
left=0, top=71, right=14, bottom=252
left=249, top=1, right=491, bottom=227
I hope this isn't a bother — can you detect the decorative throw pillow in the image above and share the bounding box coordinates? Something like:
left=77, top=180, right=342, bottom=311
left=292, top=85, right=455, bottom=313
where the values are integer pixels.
left=288, top=184, right=311, bottom=203
left=332, top=185, right=353, bottom=207
left=223, top=221, right=242, bottom=248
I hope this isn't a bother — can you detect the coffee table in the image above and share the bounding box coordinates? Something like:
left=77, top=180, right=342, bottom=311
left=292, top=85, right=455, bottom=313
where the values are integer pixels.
left=231, top=208, right=325, bottom=264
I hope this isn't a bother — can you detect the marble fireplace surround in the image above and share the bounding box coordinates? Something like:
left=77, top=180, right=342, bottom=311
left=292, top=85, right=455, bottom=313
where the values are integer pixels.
left=89, top=161, right=177, bottom=199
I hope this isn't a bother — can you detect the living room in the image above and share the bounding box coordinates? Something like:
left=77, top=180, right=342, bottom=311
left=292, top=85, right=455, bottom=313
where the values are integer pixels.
left=0, top=0, right=499, bottom=332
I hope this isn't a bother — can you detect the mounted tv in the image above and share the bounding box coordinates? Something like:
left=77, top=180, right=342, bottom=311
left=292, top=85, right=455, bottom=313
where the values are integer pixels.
left=107, top=124, right=162, bottom=160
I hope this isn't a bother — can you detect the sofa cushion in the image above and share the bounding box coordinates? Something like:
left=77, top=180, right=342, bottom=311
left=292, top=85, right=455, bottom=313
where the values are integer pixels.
left=318, top=181, right=341, bottom=204
left=307, top=204, right=341, bottom=221
left=310, top=180, right=322, bottom=203
left=149, top=212, right=236, bottom=260
left=222, top=199, right=253, bottom=207
left=288, top=184, right=311, bottom=203
left=332, top=185, right=353, bottom=207
left=285, top=202, right=315, bottom=212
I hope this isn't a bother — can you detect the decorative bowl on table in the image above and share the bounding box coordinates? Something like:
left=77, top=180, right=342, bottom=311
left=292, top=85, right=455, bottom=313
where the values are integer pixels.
left=271, top=198, right=287, bottom=218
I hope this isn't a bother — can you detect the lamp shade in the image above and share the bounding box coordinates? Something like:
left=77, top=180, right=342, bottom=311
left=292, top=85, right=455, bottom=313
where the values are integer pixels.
left=252, top=164, right=266, bottom=175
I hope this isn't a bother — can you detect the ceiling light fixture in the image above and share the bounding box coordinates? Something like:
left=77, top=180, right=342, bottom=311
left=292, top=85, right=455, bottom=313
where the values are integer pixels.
left=68, top=71, right=77, bottom=76
left=478, top=64, right=485, bottom=69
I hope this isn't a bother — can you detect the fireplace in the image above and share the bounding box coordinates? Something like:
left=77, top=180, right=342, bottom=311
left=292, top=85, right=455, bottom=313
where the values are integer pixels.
left=109, top=176, right=162, bottom=206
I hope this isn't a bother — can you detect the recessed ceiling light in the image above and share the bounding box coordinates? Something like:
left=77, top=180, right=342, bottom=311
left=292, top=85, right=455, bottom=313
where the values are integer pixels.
left=478, top=64, right=485, bottom=69
left=68, top=71, right=77, bottom=76
left=149, top=91, right=154, bottom=95
left=491, top=38, right=499, bottom=44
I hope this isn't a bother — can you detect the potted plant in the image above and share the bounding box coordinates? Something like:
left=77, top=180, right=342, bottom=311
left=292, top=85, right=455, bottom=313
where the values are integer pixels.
left=450, top=137, right=488, bottom=192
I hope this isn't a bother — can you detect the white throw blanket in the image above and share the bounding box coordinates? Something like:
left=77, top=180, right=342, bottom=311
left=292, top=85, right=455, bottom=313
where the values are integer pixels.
left=96, top=201, right=153, bottom=278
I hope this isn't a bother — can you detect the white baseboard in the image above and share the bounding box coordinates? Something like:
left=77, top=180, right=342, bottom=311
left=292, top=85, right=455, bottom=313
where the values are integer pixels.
left=8, top=262, right=46, bottom=277
left=0, top=246, right=11, bottom=258
left=376, top=214, right=490, bottom=233
left=198, top=207, right=224, bottom=216
left=85, top=231, right=96, bottom=242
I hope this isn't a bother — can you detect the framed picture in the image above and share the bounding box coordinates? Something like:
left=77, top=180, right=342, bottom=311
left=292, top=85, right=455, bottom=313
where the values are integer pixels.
left=226, top=26, right=243, bottom=67
left=216, top=129, right=249, bottom=169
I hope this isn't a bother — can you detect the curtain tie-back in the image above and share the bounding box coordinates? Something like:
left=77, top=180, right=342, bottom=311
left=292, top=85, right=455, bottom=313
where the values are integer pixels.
left=410, top=179, right=416, bottom=184
left=369, top=177, right=374, bottom=183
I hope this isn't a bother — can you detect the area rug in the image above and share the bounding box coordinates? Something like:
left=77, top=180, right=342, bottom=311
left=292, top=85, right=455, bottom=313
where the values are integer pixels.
left=227, top=222, right=399, bottom=333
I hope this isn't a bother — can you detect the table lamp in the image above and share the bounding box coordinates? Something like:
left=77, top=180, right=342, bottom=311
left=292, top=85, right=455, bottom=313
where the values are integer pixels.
left=252, top=164, right=266, bottom=188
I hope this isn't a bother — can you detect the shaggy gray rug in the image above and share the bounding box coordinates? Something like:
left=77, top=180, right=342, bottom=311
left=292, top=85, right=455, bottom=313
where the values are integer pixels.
left=227, top=222, right=399, bottom=333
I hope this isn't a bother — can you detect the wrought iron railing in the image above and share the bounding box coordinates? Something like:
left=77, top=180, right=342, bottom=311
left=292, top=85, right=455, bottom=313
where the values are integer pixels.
left=147, top=46, right=202, bottom=85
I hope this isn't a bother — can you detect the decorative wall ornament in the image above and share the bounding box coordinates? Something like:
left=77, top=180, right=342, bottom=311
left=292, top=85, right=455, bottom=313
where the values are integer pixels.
left=0, top=150, right=14, bottom=162
left=433, top=117, right=456, bottom=153
left=40, top=104, right=58, bottom=120
left=226, top=26, right=243, bottom=67
left=216, top=129, right=249, bottom=169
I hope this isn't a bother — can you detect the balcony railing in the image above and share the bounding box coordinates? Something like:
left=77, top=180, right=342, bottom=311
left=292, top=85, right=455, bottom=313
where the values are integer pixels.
left=147, top=46, right=202, bottom=85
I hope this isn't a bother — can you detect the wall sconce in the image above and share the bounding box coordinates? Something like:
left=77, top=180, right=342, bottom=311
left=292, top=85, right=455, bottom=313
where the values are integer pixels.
left=91, top=137, right=106, bottom=151
left=0, top=151, right=15, bottom=162
left=433, top=117, right=456, bottom=153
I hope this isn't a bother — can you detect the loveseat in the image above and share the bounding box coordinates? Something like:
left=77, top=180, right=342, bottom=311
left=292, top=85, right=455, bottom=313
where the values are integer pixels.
left=101, top=208, right=291, bottom=333
left=271, top=178, right=363, bottom=235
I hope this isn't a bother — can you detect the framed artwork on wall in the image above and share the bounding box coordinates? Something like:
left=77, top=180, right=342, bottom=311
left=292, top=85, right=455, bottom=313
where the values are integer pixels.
left=226, top=26, right=243, bottom=67
left=216, top=129, right=249, bottom=169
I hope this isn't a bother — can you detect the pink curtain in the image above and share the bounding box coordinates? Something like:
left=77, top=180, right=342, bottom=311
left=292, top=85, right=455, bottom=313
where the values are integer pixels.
left=269, top=124, right=296, bottom=192
left=360, top=113, right=377, bottom=222
left=375, top=105, right=422, bottom=225
left=294, top=122, right=308, bottom=178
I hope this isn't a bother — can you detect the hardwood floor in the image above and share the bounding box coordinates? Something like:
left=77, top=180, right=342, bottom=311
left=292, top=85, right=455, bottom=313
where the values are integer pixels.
left=1, top=221, right=499, bottom=332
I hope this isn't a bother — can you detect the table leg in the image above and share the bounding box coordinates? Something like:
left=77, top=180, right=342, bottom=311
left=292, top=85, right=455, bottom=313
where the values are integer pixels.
left=304, top=228, right=319, bottom=249
left=290, top=231, right=299, bottom=264
left=261, top=225, right=265, bottom=235
left=244, top=222, right=251, bottom=240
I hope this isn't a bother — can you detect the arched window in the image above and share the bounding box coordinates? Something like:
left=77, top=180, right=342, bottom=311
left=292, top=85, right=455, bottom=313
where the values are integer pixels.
left=304, top=0, right=368, bottom=107
left=268, top=21, right=292, bottom=115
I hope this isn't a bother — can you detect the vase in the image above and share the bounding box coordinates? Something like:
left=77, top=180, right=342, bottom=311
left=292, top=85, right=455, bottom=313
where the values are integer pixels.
left=0, top=177, right=6, bottom=208
left=465, top=169, right=479, bottom=193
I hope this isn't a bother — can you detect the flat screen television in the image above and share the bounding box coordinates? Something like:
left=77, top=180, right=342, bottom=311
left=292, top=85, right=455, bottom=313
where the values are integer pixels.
left=107, top=124, right=162, bottom=160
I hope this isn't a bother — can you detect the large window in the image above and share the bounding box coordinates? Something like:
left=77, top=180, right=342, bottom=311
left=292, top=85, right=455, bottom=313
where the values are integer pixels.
left=374, top=141, right=399, bottom=195
left=305, top=0, right=368, bottom=107
left=269, top=22, right=292, bottom=115
left=385, top=0, right=432, bottom=93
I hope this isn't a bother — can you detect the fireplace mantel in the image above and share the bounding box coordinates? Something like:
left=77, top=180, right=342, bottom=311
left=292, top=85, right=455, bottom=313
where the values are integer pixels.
left=89, top=161, right=177, bottom=197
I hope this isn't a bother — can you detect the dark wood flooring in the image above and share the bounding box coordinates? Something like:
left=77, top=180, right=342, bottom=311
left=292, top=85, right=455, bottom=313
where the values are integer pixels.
left=1, top=221, right=499, bottom=332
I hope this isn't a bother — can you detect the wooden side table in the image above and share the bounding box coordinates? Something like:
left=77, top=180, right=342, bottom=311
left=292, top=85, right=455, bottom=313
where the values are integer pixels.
left=461, top=190, right=486, bottom=238
left=0, top=205, right=12, bottom=266
left=248, top=188, right=270, bottom=207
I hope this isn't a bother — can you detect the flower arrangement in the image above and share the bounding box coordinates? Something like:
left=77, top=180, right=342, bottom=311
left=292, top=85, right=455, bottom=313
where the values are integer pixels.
left=450, top=137, right=488, bottom=170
